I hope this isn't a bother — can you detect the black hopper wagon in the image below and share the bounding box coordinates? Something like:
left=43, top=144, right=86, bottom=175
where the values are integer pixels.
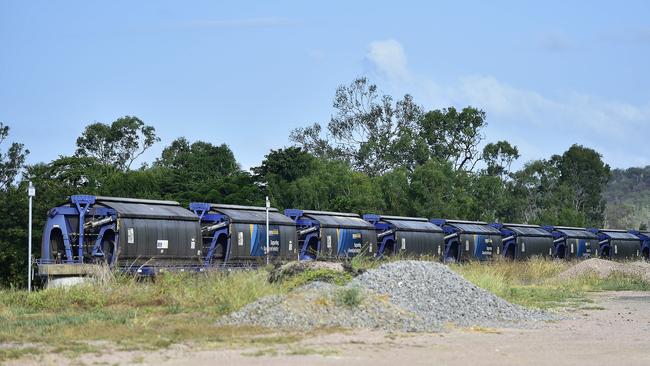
left=589, top=229, right=642, bottom=260
left=284, top=209, right=377, bottom=260
left=491, top=223, right=555, bottom=260
left=190, top=203, right=298, bottom=265
left=39, top=195, right=203, bottom=281
left=542, top=226, right=599, bottom=259
left=363, top=214, right=445, bottom=258
left=431, top=219, right=502, bottom=262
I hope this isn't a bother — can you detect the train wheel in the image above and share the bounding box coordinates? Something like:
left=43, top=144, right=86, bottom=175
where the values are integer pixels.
left=49, top=229, right=66, bottom=262
left=100, top=232, right=116, bottom=266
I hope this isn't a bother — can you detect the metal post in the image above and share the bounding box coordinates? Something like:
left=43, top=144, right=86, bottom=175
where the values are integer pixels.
left=27, top=181, right=35, bottom=292
left=265, top=196, right=270, bottom=265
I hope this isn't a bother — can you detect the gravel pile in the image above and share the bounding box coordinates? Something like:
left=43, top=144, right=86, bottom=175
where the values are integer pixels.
left=220, top=281, right=424, bottom=331
left=351, top=261, right=551, bottom=327
left=219, top=260, right=553, bottom=332
left=557, top=258, right=650, bottom=282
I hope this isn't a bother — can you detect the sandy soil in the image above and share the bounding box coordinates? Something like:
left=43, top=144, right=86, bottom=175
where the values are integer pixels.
left=8, top=291, right=650, bottom=366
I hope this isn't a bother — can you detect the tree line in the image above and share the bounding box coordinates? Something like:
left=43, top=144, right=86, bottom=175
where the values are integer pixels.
left=0, top=78, right=612, bottom=287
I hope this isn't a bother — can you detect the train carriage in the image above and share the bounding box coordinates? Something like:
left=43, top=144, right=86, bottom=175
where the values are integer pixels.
left=363, top=214, right=445, bottom=258
left=431, top=219, right=502, bottom=262
left=542, top=226, right=599, bottom=259
left=190, top=203, right=298, bottom=265
left=40, top=195, right=203, bottom=274
left=491, top=223, right=555, bottom=260
left=284, top=209, right=377, bottom=260
left=589, top=229, right=641, bottom=260
left=629, top=231, right=650, bottom=260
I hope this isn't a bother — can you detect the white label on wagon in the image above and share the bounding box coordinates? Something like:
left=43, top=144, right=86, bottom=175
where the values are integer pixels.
left=401, top=237, right=406, bottom=250
left=128, top=228, right=135, bottom=244
left=157, top=239, right=168, bottom=249
left=238, top=232, right=244, bottom=246
left=327, top=235, right=332, bottom=249
left=191, top=238, right=196, bottom=249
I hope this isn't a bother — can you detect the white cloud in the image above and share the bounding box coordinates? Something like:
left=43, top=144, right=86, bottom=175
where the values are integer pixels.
left=366, top=39, right=410, bottom=82
left=365, top=39, right=650, bottom=168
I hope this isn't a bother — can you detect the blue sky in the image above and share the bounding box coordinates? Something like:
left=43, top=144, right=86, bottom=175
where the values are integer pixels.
left=1, top=0, right=649, bottom=170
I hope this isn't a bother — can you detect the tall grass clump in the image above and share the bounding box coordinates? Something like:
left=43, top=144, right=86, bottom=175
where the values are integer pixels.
left=0, top=269, right=285, bottom=348
left=451, top=257, right=650, bottom=309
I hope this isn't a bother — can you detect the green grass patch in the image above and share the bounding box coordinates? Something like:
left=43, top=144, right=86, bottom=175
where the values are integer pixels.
left=335, top=287, right=363, bottom=308
left=282, top=269, right=353, bottom=289
left=0, top=347, right=41, bottom=363
left=0, top=270, right=287, bottom=357
left=451, top=258, right=650, bottom=309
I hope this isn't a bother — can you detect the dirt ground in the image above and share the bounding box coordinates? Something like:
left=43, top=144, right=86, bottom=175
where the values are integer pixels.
left=8, top=291, right=650, bottom=366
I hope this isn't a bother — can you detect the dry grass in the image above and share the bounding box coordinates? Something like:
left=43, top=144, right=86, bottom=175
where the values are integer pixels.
left=0, top=270, right=288, bottom=361
left=451, top=257, right=650, bottom=309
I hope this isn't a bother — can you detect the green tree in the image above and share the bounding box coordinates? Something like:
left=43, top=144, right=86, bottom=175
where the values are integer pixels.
left=253, top=147, right=315, bottom=182
left=274, top=158, right=382, bottom=213
left=0, top=123, right=29, bottom=190
left=482, top=140, right=520, bottom=178
left=290, top=78, right=425, bottom=175
left=156, top=138, right=239, bottom=180
left=409, top=159, right=474, bottom=219
left=419, top=106, right=487, bottom=171
left=556, top=144, right=611, bottom=226
left=76, top=116, right=159, bottom=170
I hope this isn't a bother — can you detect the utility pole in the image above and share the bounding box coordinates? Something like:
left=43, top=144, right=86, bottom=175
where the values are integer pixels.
left=27, top=181, right=35, bottom=292
left=265, top=196, right=270, bottom=265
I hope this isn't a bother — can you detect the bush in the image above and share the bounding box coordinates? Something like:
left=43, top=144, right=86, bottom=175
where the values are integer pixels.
left=335, top=287, right=363, bottom=308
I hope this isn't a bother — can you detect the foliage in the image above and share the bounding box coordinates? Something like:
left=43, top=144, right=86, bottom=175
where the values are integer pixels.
left=419, top=106, right=487, bottom=171
left=604, top=165, right=650, bottom=230
left=334, top=286, right=363, bottom=307
left=0, top=270, right=288, bottom=355
left=75, top=116, right=160, bottom=170
left=556, top=145, right=611, bottom=225
left=482, top=140, right=520, bottom=178
left=281, top=269, right=353, bottom=290
left=453, top=258, right=650, bottom=309
left=0, top=122, right=29, bottom=191
left=290, top=78, right=426, bottom=175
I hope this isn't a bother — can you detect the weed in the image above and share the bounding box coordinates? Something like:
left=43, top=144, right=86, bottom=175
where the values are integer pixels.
left=0, top=347, right=40, bottom=362
left=283, top=269, right=352, bottom=289
left=286, top=347, right=338, bottom=356
left=335, top=287, right=363, bottom=307
left=452, top=258, right=650, bottom=309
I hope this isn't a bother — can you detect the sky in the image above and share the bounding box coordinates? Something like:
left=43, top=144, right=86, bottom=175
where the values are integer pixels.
left=1, top=0, right=649, bottom=171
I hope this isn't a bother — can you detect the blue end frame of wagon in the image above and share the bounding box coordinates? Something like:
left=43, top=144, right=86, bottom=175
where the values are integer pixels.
left=362, top=214, right=395, bottom=257
left=284, top=209, right=321, bottom=260
left=190, top=202, right=231, bottom=266
left=430, top=219, right=458, bottom=261
left=629, top=231, right=650, bottom=260
left=489, top=223, right=517, bottom=259
left=42, top=195, right=118, bottom=265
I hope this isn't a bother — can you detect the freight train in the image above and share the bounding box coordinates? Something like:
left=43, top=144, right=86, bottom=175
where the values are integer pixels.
left=36, top=195, right=649, bottom=282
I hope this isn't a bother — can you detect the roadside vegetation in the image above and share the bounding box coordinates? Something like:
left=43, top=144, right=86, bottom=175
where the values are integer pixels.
left=451, top=258, right=650, bottom=309
left=2, top=257, right=650, bottom=362
left=0, top=270, right=289, bottom=362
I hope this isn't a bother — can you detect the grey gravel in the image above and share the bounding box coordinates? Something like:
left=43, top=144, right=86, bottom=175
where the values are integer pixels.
left=219, top=260, right=556, bottom=332
left=351, top=261, right=553, bottom=328
left=220, top=281, right=424, bottom=331
left=557, top=258, right=650, bottom=282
